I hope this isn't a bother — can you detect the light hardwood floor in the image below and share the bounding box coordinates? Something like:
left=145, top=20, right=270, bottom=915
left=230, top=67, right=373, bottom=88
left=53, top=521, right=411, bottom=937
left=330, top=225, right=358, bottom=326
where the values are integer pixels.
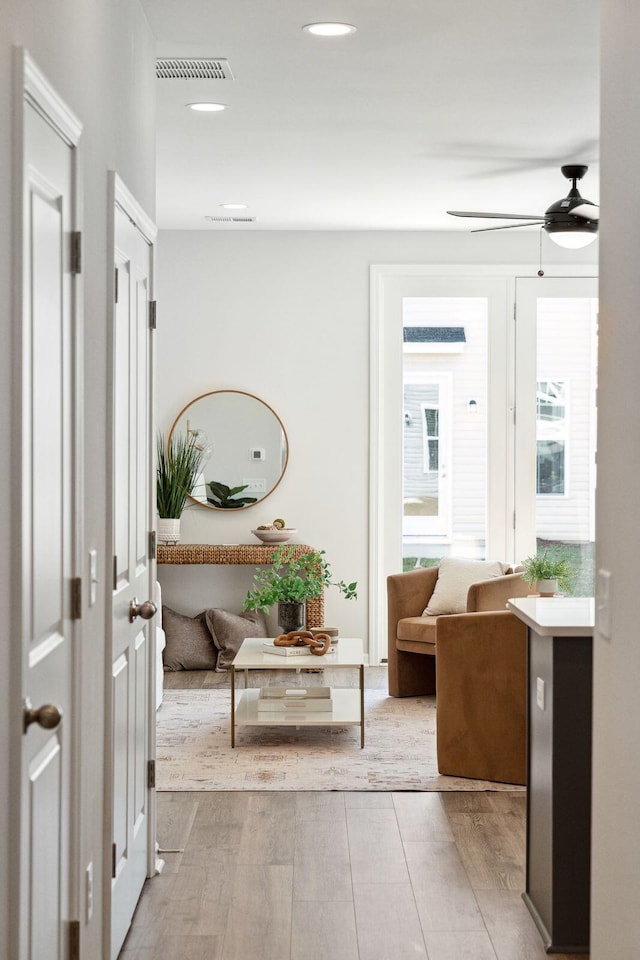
left=120, top=790, right=588, bottom=960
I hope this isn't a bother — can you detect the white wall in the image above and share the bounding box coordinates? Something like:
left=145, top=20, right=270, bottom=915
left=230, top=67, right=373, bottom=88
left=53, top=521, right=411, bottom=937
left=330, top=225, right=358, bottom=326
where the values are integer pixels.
left=156, top=229, right=596, bottom=644
left=0, top=2, right=155, bottom=957
left=591, top=2, right=640, bottom=956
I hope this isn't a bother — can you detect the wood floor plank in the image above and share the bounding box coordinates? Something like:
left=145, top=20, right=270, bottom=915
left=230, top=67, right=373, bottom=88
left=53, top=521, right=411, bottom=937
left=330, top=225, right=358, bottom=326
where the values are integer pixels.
left=475, top=890, right=589, bottom=960
left=344, top=792, right=394, bottom=809
left=222, top=864, right=293, bottom=960
left=424, top=930, right=498, bottom=960
left=353, top=882, right=428, bottom=960
left=440, top=792, right=525, bottom=816
left=403, top=841, right=485, bottom=932
left=291, top=901, right=359, bottom=960
left=346, top=808, right=409, bottom=884
left=156, top=796, right=199, bottom=874
left=392, top=792, right=454, bottom=842
left=294, top=790, right=346, bottom=821
left=236, top=806, right=296, bottom=864
left=446, top=812, right=525, bottom=890
left=294, top=818, right=352, bottom=901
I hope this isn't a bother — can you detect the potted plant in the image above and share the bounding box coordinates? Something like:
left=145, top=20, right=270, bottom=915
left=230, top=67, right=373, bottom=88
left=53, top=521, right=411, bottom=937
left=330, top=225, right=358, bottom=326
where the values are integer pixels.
left=156, top=432, right=204, bottom=544
left=521, top=550, right=575, bottom=596
left=243, top=544, right=357, bottom=632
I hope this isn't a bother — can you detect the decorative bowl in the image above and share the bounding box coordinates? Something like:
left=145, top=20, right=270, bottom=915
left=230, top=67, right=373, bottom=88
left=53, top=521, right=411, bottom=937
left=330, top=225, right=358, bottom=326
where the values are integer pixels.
left=251, top=528, right=297, bottom=544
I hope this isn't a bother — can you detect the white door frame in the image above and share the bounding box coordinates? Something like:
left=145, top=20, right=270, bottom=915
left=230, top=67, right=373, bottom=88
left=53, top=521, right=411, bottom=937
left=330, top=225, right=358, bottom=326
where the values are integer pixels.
left=10, top=48, right=84, bottom=957
left=369, top=264, right=596, bottom=666
left=103, top=172, right=157, bottom=957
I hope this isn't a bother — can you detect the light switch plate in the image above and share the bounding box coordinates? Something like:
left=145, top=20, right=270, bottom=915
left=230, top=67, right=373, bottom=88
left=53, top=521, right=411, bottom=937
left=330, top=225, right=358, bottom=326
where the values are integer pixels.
left=536, top=677, right=545, bottom=711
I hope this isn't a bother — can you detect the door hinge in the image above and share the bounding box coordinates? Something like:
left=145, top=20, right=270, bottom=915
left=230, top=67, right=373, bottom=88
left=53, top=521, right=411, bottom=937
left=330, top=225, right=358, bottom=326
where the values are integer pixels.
left=70, top=578, right=82, bottom=620
left=513, top=301, right=517, bottom=320
left=71, top=232, right=82, bottom=275
left=112, top=842, right=117, bottom=879
left=113, top=556, right=118, bottom=591
left=513, top=510, right=516, bottom=529
left=147, top=759, right=156, bottom=789
left=114, top=266, right=119, bottom=304
left=149, top=300, right=157, bottom=329
left=149, top=531, right=157, bottom=560
left=69, top=919, right=80, bottom=960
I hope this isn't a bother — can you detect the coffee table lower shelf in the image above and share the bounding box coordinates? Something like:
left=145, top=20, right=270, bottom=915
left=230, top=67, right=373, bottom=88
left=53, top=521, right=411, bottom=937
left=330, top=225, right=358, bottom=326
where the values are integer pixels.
left=233, top=688, right=365, bottom=747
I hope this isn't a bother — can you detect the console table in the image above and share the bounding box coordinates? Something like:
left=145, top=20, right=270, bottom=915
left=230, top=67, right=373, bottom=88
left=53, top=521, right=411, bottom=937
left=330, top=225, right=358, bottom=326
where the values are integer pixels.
left=157, top=543, right=325, bottom=627
left=507, top=597, right=594, bottom=955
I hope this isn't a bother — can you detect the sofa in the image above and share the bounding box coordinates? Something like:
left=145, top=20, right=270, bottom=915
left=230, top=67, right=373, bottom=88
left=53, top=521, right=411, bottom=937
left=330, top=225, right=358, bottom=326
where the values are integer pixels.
left=387, top=561, right=531, bottom=784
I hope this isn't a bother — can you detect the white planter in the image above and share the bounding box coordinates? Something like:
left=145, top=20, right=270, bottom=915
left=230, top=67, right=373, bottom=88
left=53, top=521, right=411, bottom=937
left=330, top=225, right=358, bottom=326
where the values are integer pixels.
left=536, top=578, right=558, bottom=597
left=158, top=517, right=181, bottom=545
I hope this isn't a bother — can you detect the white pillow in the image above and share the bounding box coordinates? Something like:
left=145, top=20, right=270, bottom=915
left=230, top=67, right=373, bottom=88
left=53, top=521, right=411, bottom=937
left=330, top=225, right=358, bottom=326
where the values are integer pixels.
left=423, top=557, right=508, bottom=616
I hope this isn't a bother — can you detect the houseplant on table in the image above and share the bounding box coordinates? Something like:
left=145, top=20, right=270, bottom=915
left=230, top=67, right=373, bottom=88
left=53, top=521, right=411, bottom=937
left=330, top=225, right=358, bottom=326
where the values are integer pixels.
left=521, top=550, right=575, bottom=597
left=156, top=432, right=204, bottom=544
left=243, top=544, right=357, bottom=632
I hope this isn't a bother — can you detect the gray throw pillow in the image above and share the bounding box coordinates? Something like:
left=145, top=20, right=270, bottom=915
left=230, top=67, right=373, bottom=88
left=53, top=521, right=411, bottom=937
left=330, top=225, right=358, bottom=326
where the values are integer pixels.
left=205, top=608, right=268, bottom=672
left=162, top=606, right=218, bottom=671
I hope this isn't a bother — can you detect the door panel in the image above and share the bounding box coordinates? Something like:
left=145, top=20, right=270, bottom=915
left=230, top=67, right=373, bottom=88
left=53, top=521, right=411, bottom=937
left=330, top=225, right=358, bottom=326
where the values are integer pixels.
left=109, top=188, right=155, bottom=959
left=18, top=56, right=82, bottom=960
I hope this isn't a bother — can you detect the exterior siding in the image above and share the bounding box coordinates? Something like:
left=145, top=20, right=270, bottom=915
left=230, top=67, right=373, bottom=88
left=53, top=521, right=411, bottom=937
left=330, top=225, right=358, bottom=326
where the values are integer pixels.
left=536, top=297, right=598, bottom=542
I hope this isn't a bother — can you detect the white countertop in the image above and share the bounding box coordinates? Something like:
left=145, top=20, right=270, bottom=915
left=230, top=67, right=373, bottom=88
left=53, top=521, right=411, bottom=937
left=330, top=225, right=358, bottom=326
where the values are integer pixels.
left=507, top=597, right=594, bottom=636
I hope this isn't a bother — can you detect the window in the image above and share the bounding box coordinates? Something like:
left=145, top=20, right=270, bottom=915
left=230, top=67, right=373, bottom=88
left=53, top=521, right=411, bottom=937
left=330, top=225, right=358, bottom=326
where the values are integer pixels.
left=422, top=404, right=439, bottom=472
left=536, top=380, right=567, bottom=495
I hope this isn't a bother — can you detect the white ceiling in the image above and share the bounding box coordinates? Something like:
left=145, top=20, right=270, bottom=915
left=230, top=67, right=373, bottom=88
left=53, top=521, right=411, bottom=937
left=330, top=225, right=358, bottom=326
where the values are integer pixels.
left=142, top=0, right=600, bottom=231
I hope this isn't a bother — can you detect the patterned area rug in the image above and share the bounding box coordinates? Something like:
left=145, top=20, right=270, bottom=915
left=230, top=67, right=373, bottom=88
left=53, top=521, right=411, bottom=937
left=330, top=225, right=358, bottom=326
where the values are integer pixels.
left=156, top=688, right=523, bottom=792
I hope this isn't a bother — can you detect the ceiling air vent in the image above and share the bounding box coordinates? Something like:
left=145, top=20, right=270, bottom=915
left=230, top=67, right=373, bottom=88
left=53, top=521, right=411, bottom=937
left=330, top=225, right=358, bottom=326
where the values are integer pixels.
left=205, top=216, right=256, bottom=223
left=155, top=58, right=234, bottom=80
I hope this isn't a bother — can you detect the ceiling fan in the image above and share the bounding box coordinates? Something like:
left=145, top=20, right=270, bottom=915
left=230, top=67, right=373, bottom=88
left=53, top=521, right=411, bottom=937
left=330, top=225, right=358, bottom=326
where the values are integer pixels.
left=447, top=164, right=599, bottom=248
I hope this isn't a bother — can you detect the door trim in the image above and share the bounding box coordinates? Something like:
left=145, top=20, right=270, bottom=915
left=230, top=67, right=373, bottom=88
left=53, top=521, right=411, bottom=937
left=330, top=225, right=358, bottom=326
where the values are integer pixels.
left=104, top=171, right=157, bottom=957
left=11, top=47, right=84, bottom=956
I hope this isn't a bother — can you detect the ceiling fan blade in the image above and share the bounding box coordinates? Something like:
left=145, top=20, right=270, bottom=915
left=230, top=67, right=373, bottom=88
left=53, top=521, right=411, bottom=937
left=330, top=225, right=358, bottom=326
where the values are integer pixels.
left=571, top=203, right=600, bottom=220
left=471, top=221, right=546, bottom=233
left=447, top=210, right=547, bottom=220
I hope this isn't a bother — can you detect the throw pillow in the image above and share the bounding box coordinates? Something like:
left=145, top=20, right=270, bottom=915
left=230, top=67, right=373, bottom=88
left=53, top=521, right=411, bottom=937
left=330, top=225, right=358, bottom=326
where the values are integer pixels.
left=205, top=608, right=268, bottom=672
left=423, top=557, right=508, bottom=616
left=162, top=606, right=218, bottom=671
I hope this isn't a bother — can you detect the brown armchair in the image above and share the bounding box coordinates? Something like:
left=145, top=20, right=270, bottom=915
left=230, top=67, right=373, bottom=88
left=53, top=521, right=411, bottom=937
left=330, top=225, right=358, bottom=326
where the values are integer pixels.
left=386, top=564, right=530, bottom=784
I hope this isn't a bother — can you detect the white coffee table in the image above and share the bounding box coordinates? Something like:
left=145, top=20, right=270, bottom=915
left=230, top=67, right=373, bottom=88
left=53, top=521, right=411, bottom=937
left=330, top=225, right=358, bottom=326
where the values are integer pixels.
left=230, top=637, right=368, bottom=748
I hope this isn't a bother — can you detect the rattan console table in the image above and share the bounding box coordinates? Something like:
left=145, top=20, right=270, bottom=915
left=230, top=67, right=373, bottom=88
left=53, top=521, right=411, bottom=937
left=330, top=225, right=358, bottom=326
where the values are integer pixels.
left=156, top=543, right=325, bottom=627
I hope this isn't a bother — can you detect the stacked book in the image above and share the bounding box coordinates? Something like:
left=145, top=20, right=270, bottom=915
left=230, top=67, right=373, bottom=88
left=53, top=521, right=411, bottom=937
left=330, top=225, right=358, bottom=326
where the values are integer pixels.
left=257, top=687, right=333, bottom=713
left=262, top=639, right=336, bottom=657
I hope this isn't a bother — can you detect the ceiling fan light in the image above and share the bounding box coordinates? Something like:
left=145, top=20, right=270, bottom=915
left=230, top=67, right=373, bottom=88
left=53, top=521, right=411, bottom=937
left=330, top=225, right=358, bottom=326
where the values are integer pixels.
left=544, top=222, right=598, bottom=249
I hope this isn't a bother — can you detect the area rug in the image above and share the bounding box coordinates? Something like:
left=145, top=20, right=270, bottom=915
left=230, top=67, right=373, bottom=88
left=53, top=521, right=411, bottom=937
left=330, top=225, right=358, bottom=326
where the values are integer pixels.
left=156, top=688, right=523, bottom=792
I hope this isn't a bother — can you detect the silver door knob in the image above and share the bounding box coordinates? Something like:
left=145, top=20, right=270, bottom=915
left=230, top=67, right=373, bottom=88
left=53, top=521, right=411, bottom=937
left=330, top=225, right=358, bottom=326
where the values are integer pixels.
left=129, top=598, right=158, bottom=623
left=23, top=699, right=63, bottom=733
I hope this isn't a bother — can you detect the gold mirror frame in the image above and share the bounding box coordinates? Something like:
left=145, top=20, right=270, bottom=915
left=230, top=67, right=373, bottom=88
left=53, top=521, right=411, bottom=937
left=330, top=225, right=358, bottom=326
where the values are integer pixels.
left=168, top=389, right=289, bottom=512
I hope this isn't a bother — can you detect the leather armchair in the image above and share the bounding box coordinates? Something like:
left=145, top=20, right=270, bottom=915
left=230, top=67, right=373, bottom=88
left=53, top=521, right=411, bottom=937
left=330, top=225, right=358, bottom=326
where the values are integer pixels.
left=386, top=564, right=530, bottom=784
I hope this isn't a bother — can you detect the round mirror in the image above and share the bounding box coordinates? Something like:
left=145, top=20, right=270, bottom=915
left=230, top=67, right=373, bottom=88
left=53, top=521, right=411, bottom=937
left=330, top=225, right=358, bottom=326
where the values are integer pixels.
left=169, top=390, right=289, bottom=511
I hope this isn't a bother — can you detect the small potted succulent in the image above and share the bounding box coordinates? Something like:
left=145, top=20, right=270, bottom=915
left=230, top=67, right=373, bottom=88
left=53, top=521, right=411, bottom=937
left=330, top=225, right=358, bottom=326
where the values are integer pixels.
left=521, top=551, right=575, bottom=597
left=243, top=544, right=357, bottom=632
left=156, top=432, right=204, bottom=544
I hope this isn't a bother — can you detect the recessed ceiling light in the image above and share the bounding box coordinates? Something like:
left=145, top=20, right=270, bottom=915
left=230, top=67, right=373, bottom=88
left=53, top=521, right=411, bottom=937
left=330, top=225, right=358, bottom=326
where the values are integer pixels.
left=303, top=22, right=356, bottom=37
left=187, top=102, right=226, bottom=112
left=220, top=203, right=248, bottom=210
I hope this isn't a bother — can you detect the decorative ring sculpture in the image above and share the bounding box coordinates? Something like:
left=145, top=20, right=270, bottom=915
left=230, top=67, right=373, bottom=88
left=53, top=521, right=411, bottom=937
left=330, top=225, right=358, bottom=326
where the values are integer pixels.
left=273, top=629, right=332, bottom=656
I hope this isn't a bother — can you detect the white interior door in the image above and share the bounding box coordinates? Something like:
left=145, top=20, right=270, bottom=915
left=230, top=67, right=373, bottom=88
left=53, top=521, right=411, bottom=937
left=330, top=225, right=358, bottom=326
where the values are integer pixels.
left=108, top=178, right=156, bottom=959
left=16, top=54, right=82, bottom=960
